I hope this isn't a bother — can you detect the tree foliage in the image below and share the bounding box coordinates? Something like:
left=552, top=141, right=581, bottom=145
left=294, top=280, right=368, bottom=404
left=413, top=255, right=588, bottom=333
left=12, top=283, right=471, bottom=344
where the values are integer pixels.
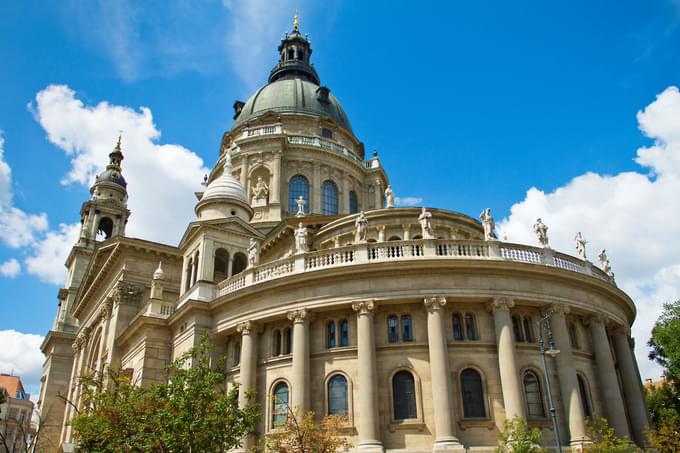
left=648, top=299, right=680, bottom=388
left=583, top=417, right=638, bottom=453
left=495, top=417, right=546, bottom=453
left=264, top=408, right=349, bottom=453
left=70, top=334, right=259, bottom=453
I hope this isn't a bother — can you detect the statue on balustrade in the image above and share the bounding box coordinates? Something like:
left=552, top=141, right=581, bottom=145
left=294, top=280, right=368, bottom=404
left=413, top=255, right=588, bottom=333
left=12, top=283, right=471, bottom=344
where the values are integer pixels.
left=251, top=176, right=269, bottom=207
left=248, top=238, right=260, bottom=267
left=295, top=222, right=308, bottom=254
left=384, top=185, right=395, bottom=208
left=575, top=232, right=587, bottom=260
left=479, top=208, right=497, bottom=241
left=533, top=218, right=549, bottom=248
left=419, top=207, right=434, bottom=239
left=598, top=249, right=615, bottom=279
left=296, top=195, right=306, bottom=217
left=355, top=211, right=368, bottom=242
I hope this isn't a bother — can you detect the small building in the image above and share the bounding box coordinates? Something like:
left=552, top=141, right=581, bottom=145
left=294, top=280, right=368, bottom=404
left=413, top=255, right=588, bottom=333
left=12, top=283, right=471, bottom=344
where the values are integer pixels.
left=0, top=374, right=34, bottom=453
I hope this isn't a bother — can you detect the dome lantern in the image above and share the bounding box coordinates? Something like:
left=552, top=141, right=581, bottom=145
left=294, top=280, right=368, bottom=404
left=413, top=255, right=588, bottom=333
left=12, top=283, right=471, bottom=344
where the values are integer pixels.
left=268, top=15, right=320, bottom=85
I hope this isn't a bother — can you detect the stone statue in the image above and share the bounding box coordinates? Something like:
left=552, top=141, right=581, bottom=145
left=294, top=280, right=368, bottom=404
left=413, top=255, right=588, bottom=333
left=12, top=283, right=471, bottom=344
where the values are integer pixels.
left=248, top=238, right=260, bottom=267
left=355, top=211, right=368, bottom=242
left=597, top=249, right=614, bottom=278
left=251, top=176, right=269, bottom=207
left=479, top=208, right=497, bottom=241
left=418, top=207, right=434, bottom=239
left=533, top=218, right=549, bottom=248
left=384, top=185, right=395, bottom=208
left=295, top=222, right=308, bottom=254
left=575, top=232, right=587, bottom=260
left=296, top=195, right=306, bottom=217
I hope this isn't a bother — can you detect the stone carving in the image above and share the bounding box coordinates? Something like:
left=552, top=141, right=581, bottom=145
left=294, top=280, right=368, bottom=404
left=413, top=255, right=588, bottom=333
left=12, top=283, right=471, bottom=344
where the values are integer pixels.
left=71, top=326, right=92, bottom=354
left=533, top=218, right=549, bottom=248
left=584, top=312, right=609, bottom=327
left=100, top=298, right=114, bottom=320
left=295, top=222, right=308, bottom=254
left=112, top=282, right=143, bottom=307
left=236, top=320, right=259, bottom=335
left=287, top=308, right=310, bottom=323
left=486, top=297, right=515, bottom=313
left=423, top=296, right=447, bottom=311
left=418, top=207, right=434, bottom=239
left=251, top=176, right=269, bottom=207
left=575, top=232, right=587, bottom=260
left=352, top=300, right=376, bottom=315
left=479, top=208, right=497, bottom=241
left=384, top=185, right=395, bottom=208
left=355, top=211, right=368, bottom=242
left=248, top=238, right=260, bottom=267
left=296, top=195, right=306, bottom=217
left=543, top=303, right=570, bottom=317
left=598, top=249, right=615, bottom=279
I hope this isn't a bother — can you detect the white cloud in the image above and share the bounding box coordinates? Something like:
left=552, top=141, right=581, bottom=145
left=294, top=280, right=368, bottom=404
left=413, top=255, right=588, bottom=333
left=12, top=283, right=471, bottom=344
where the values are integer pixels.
left=0, top=258, right=21, bottom=278
left=0, top=330, right=45, bottom=396
left=25, top=223, right=80, bottom=285
left=395, top=196, right=424, bottom=207
left=0, top=132, right=11, bottom=206
left=32, top=84, right=208, bottom=246
left=498, top=86, right=680, bottom=380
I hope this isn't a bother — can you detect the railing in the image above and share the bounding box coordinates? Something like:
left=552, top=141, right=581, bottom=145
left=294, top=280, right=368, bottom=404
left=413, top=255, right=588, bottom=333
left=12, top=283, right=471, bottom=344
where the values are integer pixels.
left=215, top=239, right=615, bottom=298
left=243, top=124, right=282, bottom=138
left=287, top=135, right=362, bottom=162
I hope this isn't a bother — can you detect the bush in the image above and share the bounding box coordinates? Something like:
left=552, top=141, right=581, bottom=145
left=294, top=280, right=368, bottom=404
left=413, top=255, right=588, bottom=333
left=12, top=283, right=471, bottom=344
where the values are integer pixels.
left=496, top=417, right=546, bottom=453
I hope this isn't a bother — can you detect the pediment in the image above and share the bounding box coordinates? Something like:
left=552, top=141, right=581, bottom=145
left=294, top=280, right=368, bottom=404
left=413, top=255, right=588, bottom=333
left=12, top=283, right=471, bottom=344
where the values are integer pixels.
left=179, top=217, right=265, bottom=249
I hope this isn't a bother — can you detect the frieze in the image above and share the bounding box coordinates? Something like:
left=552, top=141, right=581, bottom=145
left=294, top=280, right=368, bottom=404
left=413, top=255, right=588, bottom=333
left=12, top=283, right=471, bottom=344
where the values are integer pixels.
left=112, top=281, right=144, bottom=307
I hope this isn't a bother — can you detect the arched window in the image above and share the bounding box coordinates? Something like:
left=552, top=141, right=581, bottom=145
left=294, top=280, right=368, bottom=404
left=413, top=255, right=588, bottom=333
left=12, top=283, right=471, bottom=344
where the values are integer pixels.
left=393, top=371, right=417, bottom=420
left=461, top=369, right=486, bottom=418
left=465, top=313, right=478, bottom=340
left=569, top=322, right=579, bottom=349
left=97, top=217, right=114, bottom=240
left=322, top=180, right=339, bottom=215
left=233, top=341, right=241, bottom=366
left=523, top=371, right=545, bottom=418
left=214, top=248, right=229, bottom=282
left=283, top=327, right=292, bottom=355
left=388, top=236, right=402, bottom=241
left=401, top=315, right=413, bottom=342
left=452, top=314, right=464, bottom=340
left=512, top=315, right=524, bottom=342
left=577, top=375, right=592, bottom=417
left=523, top=317, right=534, bottom=343
left=184, top=258, right=193, bottom=292
left=349, top=190, right=359, bottom=214
left=327, top=321, right=337, bottom=348
left=232, top=252, right=248, bottom=275
left=339, top=319, right=349, bottom=347
left=192, top=252, right=199, bottom=285
left=273, top=329, right=282, bottom=356
left=288, top=175, right=309, bottom=214
left=272, top=382, right=289, bottom=428
left=387, top=315, right=399, bottom=343
left=327, top=375, right=348, bottom=416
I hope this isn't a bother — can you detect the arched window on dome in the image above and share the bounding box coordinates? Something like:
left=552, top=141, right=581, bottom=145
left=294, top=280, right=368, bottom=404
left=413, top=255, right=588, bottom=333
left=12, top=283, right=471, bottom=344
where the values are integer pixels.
left=452, top=313, right=464, bottom=341
left=288, top=175, right=309, bottom=214
left=272, top=382, right=289, bottom=428
left=523, top=371, right=545, bottom=418
left=349, top=190, right=359, bottom=214
left=232, top=252, right=248, bottom=275
left=322, top=180, right=338, bottom=215
left=512, top=315, right=524, bottom=342
left=392, top=371, right=417, bottom=420
left=214, top=248, right=229, bottom=282
left=523, top=316, right=534, bottom=343
left=326, top=321, right=337, bottom=348
left=339, top=319, right=349, bottom=347
left=461, top=369, right=486, bottom=418
left=327, top=375, right=348, bottom=416
left=577, top=374, right=592, bottom=417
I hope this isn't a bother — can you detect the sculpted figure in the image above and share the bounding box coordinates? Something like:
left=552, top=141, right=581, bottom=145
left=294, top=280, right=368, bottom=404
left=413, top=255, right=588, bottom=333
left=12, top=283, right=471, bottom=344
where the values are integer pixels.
left=598, top=249, right=614, bottom=277
left=251, top=176, right=269, bottom=205
left=418, top=207, right=434, bottom=239
left=295, top=222, right=308, bottom=254
left=533, top=218, right=549, bottom=248
left=355, top=211, right=368, bottom=242
left=248, top=238, right=260, bottom=267
left=479, top=208, right=497, bottom=241
left=575, top=232, right=587, bottom=260
left=296, top=195, right=306, bottom=217
left=384, top=185, right=395, bottom=208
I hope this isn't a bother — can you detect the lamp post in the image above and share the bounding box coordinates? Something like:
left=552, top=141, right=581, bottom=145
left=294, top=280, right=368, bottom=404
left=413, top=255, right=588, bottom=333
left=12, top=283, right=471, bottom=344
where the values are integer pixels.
left=538, top=314, right=562, bottom=453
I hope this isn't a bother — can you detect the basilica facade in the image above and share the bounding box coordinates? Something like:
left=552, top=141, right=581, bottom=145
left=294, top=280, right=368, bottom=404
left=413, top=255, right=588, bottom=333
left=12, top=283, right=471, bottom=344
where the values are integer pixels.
left=37, top=20, right=650, bottom=453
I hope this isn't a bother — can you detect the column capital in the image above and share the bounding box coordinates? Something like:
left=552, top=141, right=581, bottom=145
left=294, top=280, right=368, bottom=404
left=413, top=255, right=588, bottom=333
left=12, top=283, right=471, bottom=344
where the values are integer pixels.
left=287, top=308, right=312, bottom=323
left=486, top=296, right=515, bottom=313
left=236, top=320, right=261, bottom=335
left=352, top=300, right=377, bottom=315
left=99, top=298, right=114, bottom=321
left=542, top=302, right=570, bottom=317
left=583, top=312, right=609, bottom=327
left=424, top=296, right=447, bottom=312
left=610, top=323, right=631, bottom=337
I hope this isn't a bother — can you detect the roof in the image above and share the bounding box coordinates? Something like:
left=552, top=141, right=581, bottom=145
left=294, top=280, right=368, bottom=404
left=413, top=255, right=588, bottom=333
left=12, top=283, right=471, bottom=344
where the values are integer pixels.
left=0, top=374, right=28, bottom=400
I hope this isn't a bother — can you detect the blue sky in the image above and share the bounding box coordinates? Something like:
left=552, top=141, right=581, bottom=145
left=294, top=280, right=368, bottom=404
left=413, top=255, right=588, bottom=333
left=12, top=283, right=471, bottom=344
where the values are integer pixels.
left=1, top=0, right=679, bottom=394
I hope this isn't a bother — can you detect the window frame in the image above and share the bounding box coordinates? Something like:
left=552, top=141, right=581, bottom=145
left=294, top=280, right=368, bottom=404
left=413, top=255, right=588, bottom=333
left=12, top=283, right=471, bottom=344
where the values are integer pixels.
left=390, top=369, right=420, bottom=422
left=523, top=370, right=547, bottom=419
left=387, top=314, right=399, bottom=343
left=270, top=380, right=290, bottom=429
left=464, top=313, right=478, bottom=340
left=452, top=313, right=464, bottom=341
left=460, top=368, right=488, bottom=419
left=288, top=174, right=310, bottom=214
left=401, top=314, right=414, bottom=342
left=321, top=180, right=339, bottom=215
left=326, top=373, right=349, bottom=417
left=326, top=321, right=337, bottom=349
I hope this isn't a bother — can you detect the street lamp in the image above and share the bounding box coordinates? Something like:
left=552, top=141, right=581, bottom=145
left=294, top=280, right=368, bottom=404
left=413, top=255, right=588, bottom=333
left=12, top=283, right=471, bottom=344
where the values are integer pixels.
left=538, top=314, right=562, bottom=453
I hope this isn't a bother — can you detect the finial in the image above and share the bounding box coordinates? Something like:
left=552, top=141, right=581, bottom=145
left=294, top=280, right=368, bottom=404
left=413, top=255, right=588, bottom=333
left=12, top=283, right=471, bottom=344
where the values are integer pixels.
left=115, top=132, right=122, bottom=152
left=293, top=12, right=299, bottom=32
left=202, top=174, right=208, bottom=187
left=224, top=151, right=233, bottom=173
left=153, top=261, right=164, bottom=280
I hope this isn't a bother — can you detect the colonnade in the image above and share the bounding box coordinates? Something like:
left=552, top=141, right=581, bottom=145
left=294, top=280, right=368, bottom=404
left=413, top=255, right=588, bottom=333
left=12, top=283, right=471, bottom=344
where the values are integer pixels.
left=233, top=297, right=649, bottom=450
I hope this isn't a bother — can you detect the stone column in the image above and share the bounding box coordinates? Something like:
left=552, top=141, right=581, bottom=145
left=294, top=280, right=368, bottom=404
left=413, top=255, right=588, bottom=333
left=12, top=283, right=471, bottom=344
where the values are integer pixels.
left=236, top=321, right=259, bottom=451
left=547, top=304, right=587, bottom=446
left=374, top=179, right=382, bottom=209
left=487, top=297, right=524, bottom=420
left=424, top=297, right=462, bottom=450
left=342, top=175, right=351, bottom=214
left=312, top=162, right=321, bottom=214
left=271, top=151, right=282, bottom=204
left=352, top=300, right=383, bottom=452
left=586, top=315, right=630, bottom=438
left=612, top=327, right=650, bottom=446
left=402, top=224, right=411, bottom=240
left=287, top=309, right=311, bottom=413
left=227, top=255, right=234, bottom=278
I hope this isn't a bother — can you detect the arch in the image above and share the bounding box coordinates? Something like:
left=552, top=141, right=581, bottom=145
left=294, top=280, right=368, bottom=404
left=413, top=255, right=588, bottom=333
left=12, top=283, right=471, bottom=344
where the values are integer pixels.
left=322, top=180, right=339, bottom=215
left=96, top=217, right=114, bottom=240
left=401, top=314, right=413, bottom=342
left=523, top=370, right=545, bottom=418
left=214, top=248, right=229, bottom=282
left=288, top=175, right=309, bottom=214
left=388, top=235, right=402, bottom=241
left=577, top=374, right=592, bottom=418
left=523, top=316, right=534, bottom=343
left=512, top=315, right=524, bottom=342
left=327, top=374, right=349, bottom=416
left=272, top=329, right=282, bottom=356
left=392, top=370, right=417, bottom=420
left=326, top=321, right=337, bottom=348
left=460, top=368, right=486, bottom=418
left=232, top=252, right=247, bottom=275
left=465, top=313, right=478, bottom=340
left=271, top=381, right=290, bottom=428
left=387, top=314, right=399, bottom=343
left=452, top=313, right=464, bottom=340
left=412, top=234, right=423, bottom=240
left=349, top=190, right=359, bottom=214
left=339, top=319, right=349, bottom=347
left=86, top=328, right=103, bottom=373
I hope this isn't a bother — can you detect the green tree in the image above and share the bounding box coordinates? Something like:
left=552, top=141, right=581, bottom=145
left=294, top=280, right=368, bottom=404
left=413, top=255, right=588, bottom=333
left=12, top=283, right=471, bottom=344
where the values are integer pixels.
left=264, top=408, right=350, bottom=453
left=648, top=300, right=680, bottom=388
left=495, top=417, right=546, bottom=453
left=70, top=334, right=259, bottom=453
left=583, top=417, right=638, bottom=453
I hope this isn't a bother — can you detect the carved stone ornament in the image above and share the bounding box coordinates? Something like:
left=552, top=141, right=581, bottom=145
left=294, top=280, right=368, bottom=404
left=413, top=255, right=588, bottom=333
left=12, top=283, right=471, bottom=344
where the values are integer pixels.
left=236, top=320, right=260, bottom=336
left=610, top=324, right=631, bottom=338
left=287, top=308, right=311, bottom=323
left=423, top=296, right=447, bottom=312
left=486, top=297, right=515, bottom=313
left=72, top=326, right=92, bottom=353
left=112, top=281, right=144, bottom=307
left=100, top=298, right=114, bottom=320
left=543, top=303, right=570, bottom=317
left=352, top=300, right=376, bottom=315
left=583, top=312, right=608, bottom=327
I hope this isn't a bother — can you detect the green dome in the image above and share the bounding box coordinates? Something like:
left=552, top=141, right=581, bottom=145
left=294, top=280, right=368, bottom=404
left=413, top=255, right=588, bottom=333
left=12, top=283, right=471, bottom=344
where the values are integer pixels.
left=233, top=79, right=353, bottom=133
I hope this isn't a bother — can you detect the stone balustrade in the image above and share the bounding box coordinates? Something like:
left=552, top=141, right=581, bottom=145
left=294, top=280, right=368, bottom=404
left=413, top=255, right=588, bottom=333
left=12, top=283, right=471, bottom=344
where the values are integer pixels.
left=215, top=239, right=614, bottom=298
